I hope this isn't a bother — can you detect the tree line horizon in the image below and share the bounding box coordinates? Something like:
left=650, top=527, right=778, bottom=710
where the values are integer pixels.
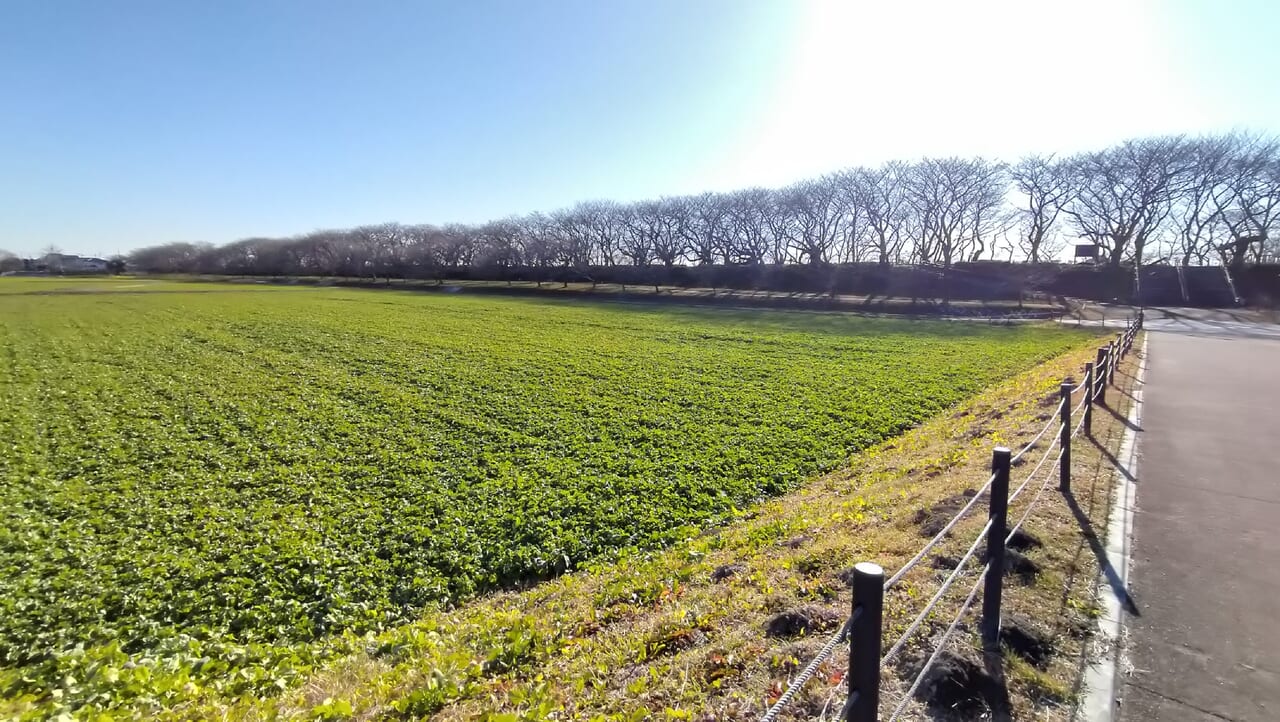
left=119, top=132, right=1278, bottom=282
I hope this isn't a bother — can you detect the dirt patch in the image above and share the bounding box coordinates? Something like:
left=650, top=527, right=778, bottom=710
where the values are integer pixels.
left=931, top=554, right=962, bottom=570
left=710, top=563, right=746, bottom=582
left=764, top=605, right=842, bottom=639
left=1007, top=528, right=1043, bottom=551
left=1001, top=549, right=1041, bottom=583
left=644, top=626, right=707, bottom=659
left=913, top=489, right=978, bottom=537
left=834, top=566, right=860, bottom=585
left=903, top=649, right=1006, bottom=718
left=792, top=554, right=833, bottom=577
left=776, top=535, right=811, bottom=550
left=963, top=425, right=993, bottom=441
left=1000, top=615, right=1055, bottom=668
left=975, top=546, right=1041, bottom=584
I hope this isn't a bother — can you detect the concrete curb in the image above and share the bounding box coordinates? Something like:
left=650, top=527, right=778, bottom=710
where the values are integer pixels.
left=1080, top=333, right=1147, bottom=721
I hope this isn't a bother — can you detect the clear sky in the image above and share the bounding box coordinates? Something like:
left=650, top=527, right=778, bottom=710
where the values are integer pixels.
left=2, top=0, right=1277, bottom=258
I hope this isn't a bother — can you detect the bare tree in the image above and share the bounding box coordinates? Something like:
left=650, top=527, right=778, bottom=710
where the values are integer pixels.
left=1214, top=134, right=1280, bottom=271
left=352, top=223, right=413, bottom=280
left=400, top=224, right=443, bottom=281
left=768, top=181, right=840, bottom=265
left=618, top=202, right=655, bottom=267
left=683, top=192, right=734, bottom=265
left=440, top=224, right=479, bottom=269
left=474, top=219, right=522, bottom=283
left=904, top=157, right=1007, bottom=268
left=847, top=163, right=910, bottom=265
left=516, top=212, right=563, bottom=285
left=550, top=207, right=593, bottom=279
left=1010, top=154, right=1070, bottom=262
left=567, top=200, right=625, bottom=266
left=827, top=171, right=866, bottom=263
left=1062, top=137, right=1191, bottom=272
left=760, top=188, right=799, bottom=265
left=724, top=188, right=775, bottom=265
left=128, top=242, right=214, bottom=274
left=645, top=197, right=688, bottom=267
left=959, top=164, right=1010, bottom=263
left=288, top=229, right=343, bottom=275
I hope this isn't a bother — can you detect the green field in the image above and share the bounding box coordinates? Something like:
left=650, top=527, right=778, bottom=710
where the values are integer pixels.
left=0, top=278, right=1089, bottom=715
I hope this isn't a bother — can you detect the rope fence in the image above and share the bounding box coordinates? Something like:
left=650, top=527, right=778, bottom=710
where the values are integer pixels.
left=883, top=473, right=994, bottom=590
left=886, top=570, right=987, bottom=722
left=1008, top=402, right=1061, bottom=464
left=1006, top=449, right=1065, bottom=544
left=1073, top=386, right=1090, bottom=415
left=1008, top=430, right=1061, bottom=504
left=760, top=309, right=1143, bottom=722
left=759, top=615, right=856, bottom=722
left=881, top=519, right=992, bottom=668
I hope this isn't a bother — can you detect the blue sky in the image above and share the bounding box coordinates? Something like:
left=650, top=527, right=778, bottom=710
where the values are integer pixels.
left=2, top=0, right=1277, bottom=257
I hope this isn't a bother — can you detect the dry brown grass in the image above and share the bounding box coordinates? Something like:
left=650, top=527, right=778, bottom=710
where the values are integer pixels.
left=191, top=331, right=1141, bottom=722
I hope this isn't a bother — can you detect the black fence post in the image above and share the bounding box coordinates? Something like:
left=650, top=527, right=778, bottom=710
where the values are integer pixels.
left=1095, top=347, right=1108, bottom=405
left=1083, top=362, right=1094, bottom=436
left=846, top=562, right=884, bottom=722
left=1109, top=340, right=1118, bottom=384
left=1060, top=381, right=1072, bottom=492
left=982, top=447, right=1011, bottom=649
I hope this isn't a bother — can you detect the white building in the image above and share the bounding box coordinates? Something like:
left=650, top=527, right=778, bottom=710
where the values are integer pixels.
left=38, top=253, right=110, bottom=273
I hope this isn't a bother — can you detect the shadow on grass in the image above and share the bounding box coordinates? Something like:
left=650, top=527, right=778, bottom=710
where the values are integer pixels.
left=1089, top=434, right=1136, bottom=484
left=1065, top=477, right=1139, bottom=618
left=982, top=651, right=1014, bottom=722
left=1050, top=410, right=1141, bottom=716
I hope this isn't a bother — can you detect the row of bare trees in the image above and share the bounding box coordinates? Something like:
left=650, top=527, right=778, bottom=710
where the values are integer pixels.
left=128, top=133, right=1279, bottom=282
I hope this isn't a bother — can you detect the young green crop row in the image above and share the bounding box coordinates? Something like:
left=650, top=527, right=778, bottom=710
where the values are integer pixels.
left=0, top=279, right=1089, bottom=716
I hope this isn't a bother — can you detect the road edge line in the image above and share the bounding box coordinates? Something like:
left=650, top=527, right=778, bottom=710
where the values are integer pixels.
left=1080, top=332, right=1147, bottom=721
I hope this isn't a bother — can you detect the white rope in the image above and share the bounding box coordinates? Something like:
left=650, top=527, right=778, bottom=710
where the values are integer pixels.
left=1006, top=449, right=1064, bottom=543
left=886, top=569, right=987, bottom=722
left=1007, top=431, right=1061, bottom=504
left=881, top=518, right=993, bottom=667
left=884, top=473, right=995, bottom=590
left=758, top=613, right=855, bottom=722
left=1010, top=398, right=1063, bottom=464
left=1073, top=389, right=1089, bottom=415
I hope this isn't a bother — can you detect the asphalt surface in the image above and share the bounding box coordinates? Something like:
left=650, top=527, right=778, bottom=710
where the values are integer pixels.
left=1118, top=309, right=1280, bottom=721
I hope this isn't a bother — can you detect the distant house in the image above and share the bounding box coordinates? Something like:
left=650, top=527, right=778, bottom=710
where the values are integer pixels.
left=36, top=253, right=110, bottom=273
left=74, top=257, right=110, bottom=272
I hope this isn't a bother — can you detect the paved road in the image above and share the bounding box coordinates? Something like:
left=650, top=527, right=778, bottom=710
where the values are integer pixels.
left=1119, top=310, right=1280, bottom=720
left=1067, top=306, right=1280, bottom=340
